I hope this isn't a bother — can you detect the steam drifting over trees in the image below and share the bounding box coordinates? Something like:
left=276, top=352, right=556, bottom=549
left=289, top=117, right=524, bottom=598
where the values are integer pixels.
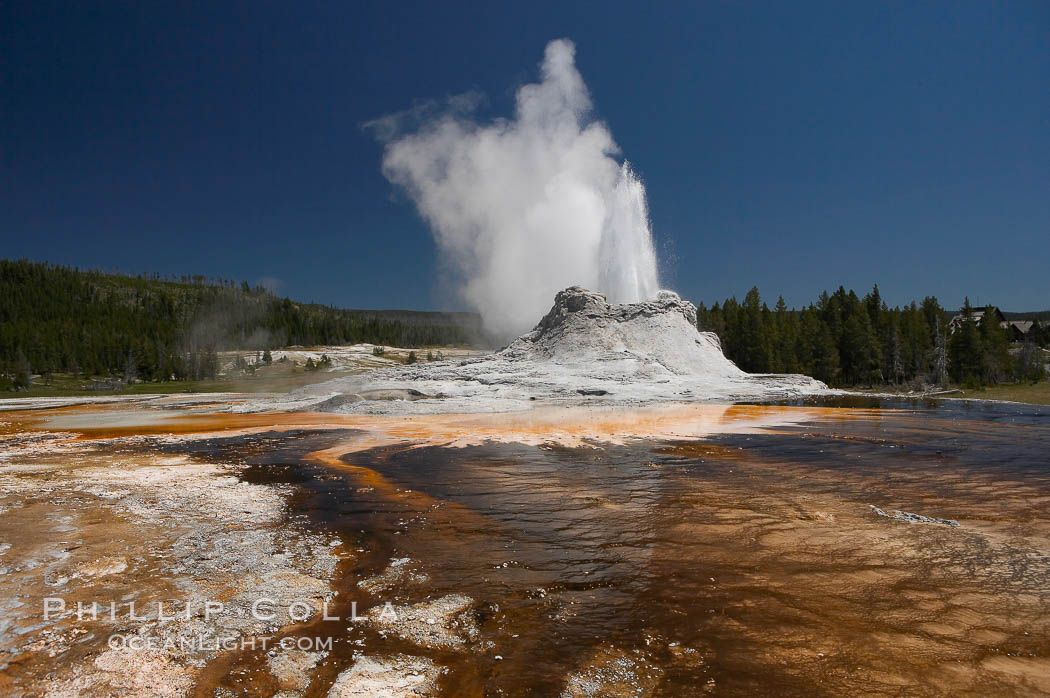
left=0, top=260, right=479, bottom=387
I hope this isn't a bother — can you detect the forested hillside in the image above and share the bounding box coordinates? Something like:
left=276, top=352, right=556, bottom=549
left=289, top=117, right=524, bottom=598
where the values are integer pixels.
left=5, top=261, right=1046, bottom=392
left=0, top=260, right=481, bottom=387
left=697, top=286, right=1048, bottom=388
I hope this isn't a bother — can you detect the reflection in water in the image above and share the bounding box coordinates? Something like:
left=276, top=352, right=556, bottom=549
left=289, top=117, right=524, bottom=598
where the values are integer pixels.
left=194, top=399, right=1050, bottom=696
left=8, top=398, right=1050, bottom=695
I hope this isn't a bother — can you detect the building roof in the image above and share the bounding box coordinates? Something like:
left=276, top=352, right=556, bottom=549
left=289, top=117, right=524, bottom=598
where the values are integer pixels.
left=1008, top=320, right=1034, bottom=334
left=949, top=306, right=1006, bottom=329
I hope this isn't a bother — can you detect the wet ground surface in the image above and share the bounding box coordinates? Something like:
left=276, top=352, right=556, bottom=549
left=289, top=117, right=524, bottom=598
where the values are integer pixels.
left=0, top=397, right=1048, bottom=696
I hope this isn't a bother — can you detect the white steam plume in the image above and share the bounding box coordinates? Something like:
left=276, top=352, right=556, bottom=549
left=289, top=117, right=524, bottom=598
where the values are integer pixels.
left=370, top=38, right=660, bottom=339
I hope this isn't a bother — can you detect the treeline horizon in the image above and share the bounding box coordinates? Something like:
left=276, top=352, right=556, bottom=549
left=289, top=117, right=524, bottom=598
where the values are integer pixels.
left=696, top=286, right=1048, bottom=388
left=0, top=259, right=481, bottom=388
left=3, top=259, right=1047, bottom=391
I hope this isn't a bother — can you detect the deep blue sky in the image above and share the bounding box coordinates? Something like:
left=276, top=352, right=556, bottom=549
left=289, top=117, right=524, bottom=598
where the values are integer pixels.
left=3, top=1, right=1048, bottom=311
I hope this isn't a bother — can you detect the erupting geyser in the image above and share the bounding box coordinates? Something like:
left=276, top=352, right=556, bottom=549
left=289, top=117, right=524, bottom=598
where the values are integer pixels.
left=600, top=163, right=660, bottom=306
left=341, top=39, right=828, bottom=413
left=369, top=38, right=660, bottom=339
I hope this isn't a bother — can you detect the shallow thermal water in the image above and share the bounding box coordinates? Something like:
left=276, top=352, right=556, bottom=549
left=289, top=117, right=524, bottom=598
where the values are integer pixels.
left=2, top=396, right=1049, bottom=696
left=167, top=397, right=1050, bottom=696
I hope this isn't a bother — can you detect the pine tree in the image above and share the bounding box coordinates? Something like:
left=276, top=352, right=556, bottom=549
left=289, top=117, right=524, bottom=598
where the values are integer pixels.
left=774, top=296, right=799, bottom=372
left=978, top=306, right=1011, bottom=384
left=741, top=287, right=770, bottom=372
left=813, top=323, right=840, bottom=384
left=949, top=298, right=982, bottom=384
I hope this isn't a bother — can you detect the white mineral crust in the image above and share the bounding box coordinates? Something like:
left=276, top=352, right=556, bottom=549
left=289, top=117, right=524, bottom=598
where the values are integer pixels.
left=253, top=287, right=829, bottom=415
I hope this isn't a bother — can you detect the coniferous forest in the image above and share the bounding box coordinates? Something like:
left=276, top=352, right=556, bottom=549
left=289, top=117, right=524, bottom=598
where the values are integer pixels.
left=697, top=286, right=1049, bottom=389
left=3, top=261, right=1047, bottom=392
left=0, top=260, right=480, bottom=387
